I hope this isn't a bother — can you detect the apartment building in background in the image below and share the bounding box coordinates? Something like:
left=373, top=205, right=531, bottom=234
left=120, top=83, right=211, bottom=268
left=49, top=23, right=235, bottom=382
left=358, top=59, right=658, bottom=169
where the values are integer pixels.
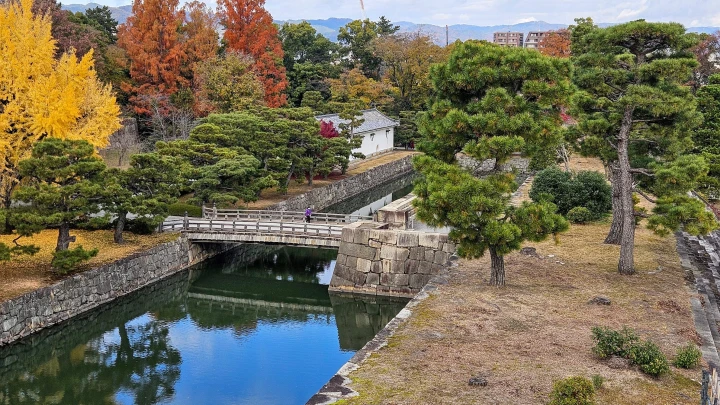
left=525, top=31, right=549, bottom=49
left=492, top=32, right=524, bottom=47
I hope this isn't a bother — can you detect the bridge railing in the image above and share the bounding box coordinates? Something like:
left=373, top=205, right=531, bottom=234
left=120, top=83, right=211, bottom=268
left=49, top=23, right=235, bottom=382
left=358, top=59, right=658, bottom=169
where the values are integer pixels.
left=201, top=205, right=372, bottom=224
left=162, top=218, right=344, bottom=239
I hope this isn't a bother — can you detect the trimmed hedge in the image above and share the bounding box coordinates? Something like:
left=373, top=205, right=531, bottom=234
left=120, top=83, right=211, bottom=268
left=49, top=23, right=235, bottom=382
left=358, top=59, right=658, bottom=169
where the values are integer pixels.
left=169, top=203, right=202, bottom=217
left=530, top=167, right=611, bottom=221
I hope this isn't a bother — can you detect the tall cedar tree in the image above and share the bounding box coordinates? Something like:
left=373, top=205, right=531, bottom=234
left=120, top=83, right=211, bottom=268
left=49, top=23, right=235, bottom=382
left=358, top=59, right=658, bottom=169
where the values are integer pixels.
left=117, top=0, right=187, bottom=114
left=181, top=1, right=219, bottom=86
left=13, top=140, right=106, bottom=271
left=218, top=0, right=288, bottom=107
left=414, top=42, right=572, bottom=285
left=0, top=0, right=121, bottom=234
left=103, top=153, right=182, bottom=243
left=572, top=21, right=716, bottom=274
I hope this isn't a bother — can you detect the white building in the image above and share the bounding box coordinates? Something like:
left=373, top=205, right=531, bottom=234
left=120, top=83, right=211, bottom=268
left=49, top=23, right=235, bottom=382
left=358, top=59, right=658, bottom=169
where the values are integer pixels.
left=315, top=108, right=398, bottom=159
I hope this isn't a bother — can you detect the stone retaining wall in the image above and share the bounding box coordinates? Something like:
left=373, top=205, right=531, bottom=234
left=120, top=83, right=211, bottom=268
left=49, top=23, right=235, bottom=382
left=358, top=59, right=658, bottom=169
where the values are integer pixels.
left=0, top=236, right=232, bottom=346
left=330, top=223, right=456, bottom=297
left=457, top=152, right=530, bottom=176
left=268, top=154, right=414, bottom=212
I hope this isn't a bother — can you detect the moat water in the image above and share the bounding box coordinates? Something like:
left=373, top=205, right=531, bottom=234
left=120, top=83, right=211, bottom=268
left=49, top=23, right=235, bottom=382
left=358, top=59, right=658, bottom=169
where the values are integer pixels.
left=0, top=173, right=416, bottom=405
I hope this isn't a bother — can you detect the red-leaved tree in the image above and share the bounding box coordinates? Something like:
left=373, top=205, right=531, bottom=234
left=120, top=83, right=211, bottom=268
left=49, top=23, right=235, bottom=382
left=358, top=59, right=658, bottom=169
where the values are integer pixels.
left=218, top=0, right=288, bottom=107
left=118, top=0, right=188, bottom=114
left=319, top=120, right=339, bottom=138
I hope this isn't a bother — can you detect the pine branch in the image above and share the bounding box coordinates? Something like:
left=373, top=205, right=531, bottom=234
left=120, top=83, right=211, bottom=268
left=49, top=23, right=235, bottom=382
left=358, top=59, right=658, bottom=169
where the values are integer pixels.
left=633, top=187, right=657, bottom=203
left=629, top=168, right=655, bottom=177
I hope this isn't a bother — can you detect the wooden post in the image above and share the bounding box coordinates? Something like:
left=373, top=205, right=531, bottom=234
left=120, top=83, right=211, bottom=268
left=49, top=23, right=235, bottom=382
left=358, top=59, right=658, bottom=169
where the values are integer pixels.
left=212, top=202, right=217, bottom=218
left=201, top=205, right=206, bottom=219
left=183, top=211, right=189, bottom=230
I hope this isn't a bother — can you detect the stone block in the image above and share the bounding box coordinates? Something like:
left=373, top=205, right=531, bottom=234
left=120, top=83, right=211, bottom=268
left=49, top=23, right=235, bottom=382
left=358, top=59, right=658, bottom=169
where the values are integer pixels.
left=339, top=242, right=377, bottom=261
left=418, top=261, right=433, bottom=274
left=397, top=232, right=419, bottom=247
left=405, top=260, right=420, bottom=274
left=371, top=230, right=398, bottom=245
left=346, top=256, right=358, bottom=269
left=425, top=248, right=435, bottom=262
left=434, top=251, right=449, bottom=265
left=380, top=245, right=398, bottom=260
left=330, top=275, right=355, bottom=288
left=353, top=229, right=370, bottom=245
left=409, top=247, right=424, bottom=261
left=396, top=247, right=410, bottom=261
left=390, top=273, right=409, bottom=287
left=419, top=233, right=441, bottom=248
left=382, top=259, right=393, bottom=273
left=410, top=274, right=432, bottom=289
left=431, top=264, right=444, bottom=274
left=390, top=260, right=407, bottom=274
left=369, top=239, right=382, bottom=248
left=370, top=261, right=383, bottom=273
left=357, top=258, right=372, bottom=273
left=336, top=254, right=347, bottom=266
left=365, top=272, right=380, bottom=285
left=443, top=242, right=456, bottom=254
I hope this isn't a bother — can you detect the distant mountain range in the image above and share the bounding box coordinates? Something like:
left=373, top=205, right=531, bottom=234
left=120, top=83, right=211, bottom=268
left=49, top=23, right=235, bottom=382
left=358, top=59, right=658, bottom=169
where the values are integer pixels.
left=62, top=3, right=132, bottom=24
left=60, top=4, right=720, bottom=45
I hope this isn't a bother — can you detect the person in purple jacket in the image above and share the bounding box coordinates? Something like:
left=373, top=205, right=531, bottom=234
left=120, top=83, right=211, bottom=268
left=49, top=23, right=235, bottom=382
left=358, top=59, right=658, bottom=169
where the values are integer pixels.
left=304, top=206, right=312, bottom=222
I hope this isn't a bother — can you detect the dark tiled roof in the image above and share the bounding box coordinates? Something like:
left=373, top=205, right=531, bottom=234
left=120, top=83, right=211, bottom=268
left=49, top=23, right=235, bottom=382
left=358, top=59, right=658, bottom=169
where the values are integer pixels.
left=315, top=108, right=399, bottom=133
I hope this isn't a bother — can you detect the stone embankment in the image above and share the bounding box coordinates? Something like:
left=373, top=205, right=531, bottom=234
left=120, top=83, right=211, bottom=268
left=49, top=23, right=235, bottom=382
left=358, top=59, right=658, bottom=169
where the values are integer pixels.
left=0, top=236, right=232, bottom=346
left=269, top=154, right=414, bottom=212
left=330, top=222, right=456, bottom=298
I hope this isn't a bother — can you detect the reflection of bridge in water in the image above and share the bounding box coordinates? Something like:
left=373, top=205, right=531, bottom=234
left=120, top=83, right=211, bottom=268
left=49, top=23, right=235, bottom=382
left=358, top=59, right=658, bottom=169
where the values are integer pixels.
left=186, top=250, right=409, bottom=351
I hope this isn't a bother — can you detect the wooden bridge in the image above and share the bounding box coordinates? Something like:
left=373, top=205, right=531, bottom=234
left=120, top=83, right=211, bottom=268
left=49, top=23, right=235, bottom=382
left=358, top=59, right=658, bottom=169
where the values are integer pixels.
left=163, top=207, right=373, bottom=248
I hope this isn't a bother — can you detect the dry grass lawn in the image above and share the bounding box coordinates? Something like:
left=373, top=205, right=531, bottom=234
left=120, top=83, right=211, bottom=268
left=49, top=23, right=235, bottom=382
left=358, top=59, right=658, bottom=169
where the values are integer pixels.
left=0, top=230, right=179, bottom=302
left=245, top=151, right=418, bottom=210
left=341, top=222, right=702, bottom=404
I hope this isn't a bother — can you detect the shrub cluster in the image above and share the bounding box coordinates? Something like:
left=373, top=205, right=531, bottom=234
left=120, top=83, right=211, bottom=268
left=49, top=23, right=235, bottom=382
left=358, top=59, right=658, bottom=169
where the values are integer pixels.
left=673, top=344, right=702, bottom=369
left=567, top=207, right=593, bottom=224
left=591, top=326, right=670, bottom=377
left=530, top=167, right=611, bottom=221
left=168, top=202, right=203, bottom=218
left=549, top=376, right=595, bottom=405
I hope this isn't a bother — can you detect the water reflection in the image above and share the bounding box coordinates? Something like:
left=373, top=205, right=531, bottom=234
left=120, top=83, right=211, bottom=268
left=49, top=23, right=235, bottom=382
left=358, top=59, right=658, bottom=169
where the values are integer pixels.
left=0, top=246, right=408, bottom=405
left=324, top=173, right=416, bottom=217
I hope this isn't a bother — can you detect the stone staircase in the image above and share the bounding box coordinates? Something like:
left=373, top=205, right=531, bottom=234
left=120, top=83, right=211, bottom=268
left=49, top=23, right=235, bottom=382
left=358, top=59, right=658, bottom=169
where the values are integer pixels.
left=676, top=230, right=720, bottom=368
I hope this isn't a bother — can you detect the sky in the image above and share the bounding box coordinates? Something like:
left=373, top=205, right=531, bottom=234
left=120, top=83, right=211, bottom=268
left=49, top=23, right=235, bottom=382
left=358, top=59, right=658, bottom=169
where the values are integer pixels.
left=95, top=0, right=720, bottom=28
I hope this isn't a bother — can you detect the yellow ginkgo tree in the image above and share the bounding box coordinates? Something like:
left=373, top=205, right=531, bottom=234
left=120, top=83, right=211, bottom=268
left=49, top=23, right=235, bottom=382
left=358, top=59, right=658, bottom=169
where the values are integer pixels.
left=0, top=0, right=121, bottom=233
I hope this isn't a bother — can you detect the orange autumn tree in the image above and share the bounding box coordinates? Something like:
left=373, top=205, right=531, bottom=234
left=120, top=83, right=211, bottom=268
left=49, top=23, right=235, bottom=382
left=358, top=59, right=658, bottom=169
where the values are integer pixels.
left=117, top=0, right=187, bottom=114
left=538, top=28, right=571, bottom=58
left=218, top=0, right=288, bottom=107
left=182, top=1, right=219, bottom=81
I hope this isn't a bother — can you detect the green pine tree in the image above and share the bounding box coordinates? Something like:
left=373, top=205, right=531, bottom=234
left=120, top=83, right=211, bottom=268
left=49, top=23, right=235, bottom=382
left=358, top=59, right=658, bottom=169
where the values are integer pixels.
left=12, top=139, right=105, bottom=272
left=571, top=20, right=716, bottom=274
left=414, top=41, right=572, bottom=286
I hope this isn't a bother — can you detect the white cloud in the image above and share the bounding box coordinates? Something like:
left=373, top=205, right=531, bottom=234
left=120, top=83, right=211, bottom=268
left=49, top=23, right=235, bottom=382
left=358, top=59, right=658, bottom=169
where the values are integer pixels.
left=616, top=6, right=648, bottom=20
left=515, top=17, right=538, bottom=24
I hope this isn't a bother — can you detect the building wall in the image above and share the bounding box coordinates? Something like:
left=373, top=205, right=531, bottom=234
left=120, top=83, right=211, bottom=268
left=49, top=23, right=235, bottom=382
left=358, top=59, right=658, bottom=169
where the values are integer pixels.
left=493, top=32, right=524, bottom=47
left=352, top=126, right=395, bottom=160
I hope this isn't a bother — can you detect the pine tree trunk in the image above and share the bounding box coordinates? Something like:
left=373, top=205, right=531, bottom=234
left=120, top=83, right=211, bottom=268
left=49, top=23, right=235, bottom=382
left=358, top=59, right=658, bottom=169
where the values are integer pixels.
left=617, top=106, right=636, bottom=275
left=489, top=248, right=506, bottom=286
left=56, top=222, right=74, bottom=252
left=604, top=163, right=623, bottom=245
left=114, top=211, right=127, bottom=244
left=308, top=170, right=314, bottom=186
left=1, top=192, right=12, bottom=234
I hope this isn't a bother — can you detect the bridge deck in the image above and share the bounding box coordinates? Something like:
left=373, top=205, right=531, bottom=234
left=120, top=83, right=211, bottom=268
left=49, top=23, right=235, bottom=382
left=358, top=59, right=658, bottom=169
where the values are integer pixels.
left=164, top=218, right=345, bottom=247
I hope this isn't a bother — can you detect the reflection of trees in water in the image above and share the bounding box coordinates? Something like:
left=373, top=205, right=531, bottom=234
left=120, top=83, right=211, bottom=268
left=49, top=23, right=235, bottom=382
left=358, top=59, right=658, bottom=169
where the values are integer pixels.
left=0, top=317, right=181, bottom=405
left=200, top=246, right=338, bottom=285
